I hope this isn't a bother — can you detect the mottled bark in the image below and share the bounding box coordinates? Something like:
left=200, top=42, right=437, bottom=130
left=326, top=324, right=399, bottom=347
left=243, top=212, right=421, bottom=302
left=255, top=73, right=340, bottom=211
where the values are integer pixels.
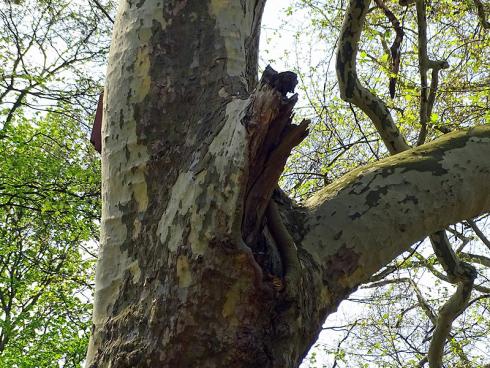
left=86, top=1, right=490, bottom=367
left=302, top=126, right=490, bottom=295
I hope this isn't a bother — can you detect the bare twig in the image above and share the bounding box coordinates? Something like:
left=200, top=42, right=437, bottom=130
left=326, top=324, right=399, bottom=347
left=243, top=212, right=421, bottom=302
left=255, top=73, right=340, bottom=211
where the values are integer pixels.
left=90, top=0, right=114, bottom=24
left=467, top=218, right=490, bottom=251
left=331, top=321, right=358, bottom=368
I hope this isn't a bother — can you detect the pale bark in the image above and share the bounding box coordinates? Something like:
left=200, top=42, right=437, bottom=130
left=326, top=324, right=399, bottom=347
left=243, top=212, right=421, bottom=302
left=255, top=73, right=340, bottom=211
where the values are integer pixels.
left=302, top=126, right=490, bottom=292
left=86, top=1, right=490, bottom=367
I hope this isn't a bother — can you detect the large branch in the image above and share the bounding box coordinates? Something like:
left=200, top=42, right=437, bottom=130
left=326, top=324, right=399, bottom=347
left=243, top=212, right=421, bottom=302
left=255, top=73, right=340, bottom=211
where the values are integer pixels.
left=300, top=125, right=490, bottom=295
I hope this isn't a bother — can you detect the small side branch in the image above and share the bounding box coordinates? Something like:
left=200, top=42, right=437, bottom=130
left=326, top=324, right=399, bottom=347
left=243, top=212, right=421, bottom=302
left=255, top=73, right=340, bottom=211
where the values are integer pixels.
left=266, top=200, right=302, bottom=293
left=374, top=0, right=405, bottom=98
left=90, top=0, right=114, bottom=24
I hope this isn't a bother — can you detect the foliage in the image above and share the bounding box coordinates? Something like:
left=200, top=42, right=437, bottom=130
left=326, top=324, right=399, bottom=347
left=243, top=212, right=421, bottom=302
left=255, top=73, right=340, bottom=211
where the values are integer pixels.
left=0, top=114, right=100, bottom=367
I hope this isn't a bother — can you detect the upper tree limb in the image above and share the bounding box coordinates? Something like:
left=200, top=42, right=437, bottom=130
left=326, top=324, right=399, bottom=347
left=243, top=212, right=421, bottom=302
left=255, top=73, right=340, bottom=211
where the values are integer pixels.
left=299, top=126, right=490, bottom=296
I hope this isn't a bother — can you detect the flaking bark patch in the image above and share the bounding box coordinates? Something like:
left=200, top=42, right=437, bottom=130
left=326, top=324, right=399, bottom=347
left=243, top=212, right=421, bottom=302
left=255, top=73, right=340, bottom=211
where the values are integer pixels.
left=323, top=245, right=361, bottom=287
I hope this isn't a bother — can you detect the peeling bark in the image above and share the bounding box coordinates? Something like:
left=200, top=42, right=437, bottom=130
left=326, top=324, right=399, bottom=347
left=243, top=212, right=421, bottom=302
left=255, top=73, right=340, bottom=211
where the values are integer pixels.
left=302, top=126, right=490, bottom=297
left=336, top=0, right=409, bottom=154
left=242, top=66, right=309, bottom=247
left=86, top=1, right=490, bottom=367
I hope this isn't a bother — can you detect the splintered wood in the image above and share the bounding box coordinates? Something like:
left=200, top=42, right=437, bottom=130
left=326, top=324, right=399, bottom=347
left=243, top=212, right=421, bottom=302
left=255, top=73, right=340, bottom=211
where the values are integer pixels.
left=242, top=66, right=309, bottom=246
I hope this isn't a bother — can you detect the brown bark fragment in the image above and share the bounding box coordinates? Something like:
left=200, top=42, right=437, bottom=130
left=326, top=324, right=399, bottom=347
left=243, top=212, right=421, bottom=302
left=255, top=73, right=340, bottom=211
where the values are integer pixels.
left=323, top=245, right=361, bottom=290
left=90, top=92, right=104, bottom=153
left=242, top=66, right=309, bottom=247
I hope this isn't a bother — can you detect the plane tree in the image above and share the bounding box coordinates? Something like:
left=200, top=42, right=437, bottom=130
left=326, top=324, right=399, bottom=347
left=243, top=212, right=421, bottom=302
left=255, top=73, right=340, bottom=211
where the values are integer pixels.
left=85, top=0, right=490, bottom=367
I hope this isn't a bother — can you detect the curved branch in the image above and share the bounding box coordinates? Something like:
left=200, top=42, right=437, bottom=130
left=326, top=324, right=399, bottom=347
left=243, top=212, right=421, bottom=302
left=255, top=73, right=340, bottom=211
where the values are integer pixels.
left=336, top=0, right=410, bottom=154
left=373, top=0, right=405, bottom=99
left=266, top=200, right=302, bottom=294
left=428, top=231, right=477, bottom=368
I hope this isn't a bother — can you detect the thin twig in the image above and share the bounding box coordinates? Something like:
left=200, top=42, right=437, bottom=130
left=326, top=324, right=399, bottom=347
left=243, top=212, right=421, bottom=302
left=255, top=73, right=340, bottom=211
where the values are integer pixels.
left=90, top=0, right=114, bottom=24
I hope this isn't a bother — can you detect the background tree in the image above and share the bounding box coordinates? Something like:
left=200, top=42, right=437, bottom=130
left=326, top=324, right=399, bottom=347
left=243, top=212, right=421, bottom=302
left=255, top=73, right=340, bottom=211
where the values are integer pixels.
left=0, top=0, right=113, bottom=366
left=0, top=116, right=99, bottom=367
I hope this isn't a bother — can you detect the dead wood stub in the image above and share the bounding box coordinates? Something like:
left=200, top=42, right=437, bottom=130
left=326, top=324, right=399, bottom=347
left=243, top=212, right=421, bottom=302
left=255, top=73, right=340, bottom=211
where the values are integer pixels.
left=242, top=66, right=309, bottom=249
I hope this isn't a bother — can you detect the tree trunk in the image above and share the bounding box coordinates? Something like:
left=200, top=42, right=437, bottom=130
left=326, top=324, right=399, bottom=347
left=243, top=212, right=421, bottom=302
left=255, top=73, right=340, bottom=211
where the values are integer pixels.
left=85, top=1, right=490, bottom=367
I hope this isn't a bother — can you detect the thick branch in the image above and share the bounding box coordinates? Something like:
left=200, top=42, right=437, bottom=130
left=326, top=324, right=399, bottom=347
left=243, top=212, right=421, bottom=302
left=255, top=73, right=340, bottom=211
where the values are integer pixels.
left=301, top=125, right=490, bottom=296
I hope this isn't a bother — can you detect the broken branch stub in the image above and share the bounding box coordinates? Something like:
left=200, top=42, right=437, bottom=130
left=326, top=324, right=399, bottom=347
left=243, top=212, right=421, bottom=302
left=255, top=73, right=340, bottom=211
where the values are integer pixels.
left=242, top=66, right=309, bottom=247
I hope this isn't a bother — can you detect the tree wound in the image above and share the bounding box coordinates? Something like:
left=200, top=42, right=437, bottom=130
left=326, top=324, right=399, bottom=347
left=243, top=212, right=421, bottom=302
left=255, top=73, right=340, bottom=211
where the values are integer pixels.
left=241, top=66, right=309, bottom=277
